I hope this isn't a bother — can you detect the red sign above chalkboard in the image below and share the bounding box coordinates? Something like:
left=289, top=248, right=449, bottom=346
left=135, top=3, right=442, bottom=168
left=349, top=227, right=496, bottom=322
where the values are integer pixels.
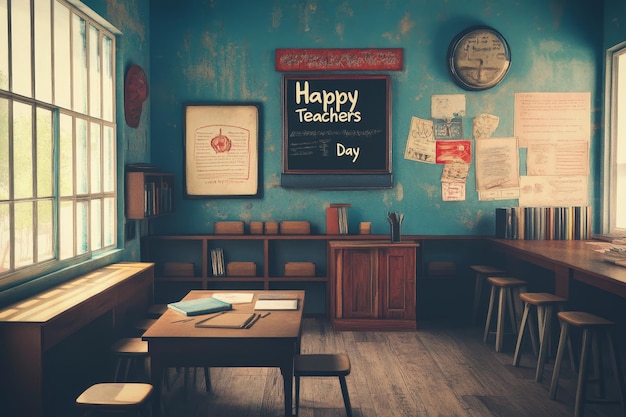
left=275, top=48, right=403, bottom=72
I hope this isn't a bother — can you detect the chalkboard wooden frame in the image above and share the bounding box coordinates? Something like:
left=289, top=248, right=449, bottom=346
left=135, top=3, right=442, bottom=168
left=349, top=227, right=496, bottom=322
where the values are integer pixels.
left=282, top=74, right=391, bottom=177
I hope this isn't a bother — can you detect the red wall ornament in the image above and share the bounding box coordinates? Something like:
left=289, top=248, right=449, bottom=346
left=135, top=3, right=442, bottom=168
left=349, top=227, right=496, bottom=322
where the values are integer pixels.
left=124, top=64, right=148, bottom=128
left=275, top=48, right=403, bottom=72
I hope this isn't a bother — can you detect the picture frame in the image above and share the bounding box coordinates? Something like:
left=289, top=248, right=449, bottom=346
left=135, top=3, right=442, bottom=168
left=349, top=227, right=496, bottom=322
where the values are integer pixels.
left=183, top=103, right=261, bottom=198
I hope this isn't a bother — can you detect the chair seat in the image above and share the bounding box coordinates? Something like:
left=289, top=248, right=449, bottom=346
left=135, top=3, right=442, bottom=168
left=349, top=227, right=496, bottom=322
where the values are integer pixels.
left=519, top=292, right=567, bottom=306
left=487, top=276, right=527, bottom=287
left=76, top=382, right=153, bottom=407
left=295, top=353, right=351, bottom=377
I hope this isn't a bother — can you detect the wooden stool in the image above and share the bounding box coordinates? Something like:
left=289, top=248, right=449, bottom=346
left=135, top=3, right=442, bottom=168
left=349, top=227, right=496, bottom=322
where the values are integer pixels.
left=111, top=338, right=150, bottom=382
left=294, top=353, right=352, bottom=417
left=470, top=265, right=507, bottom=326
left=512, top=292, right=573, bottom=382
left=549, top=311, right=626, bottom=417
left=75, top=382, right=153, bottom=416
left=483, top=276, right=527, bottom=352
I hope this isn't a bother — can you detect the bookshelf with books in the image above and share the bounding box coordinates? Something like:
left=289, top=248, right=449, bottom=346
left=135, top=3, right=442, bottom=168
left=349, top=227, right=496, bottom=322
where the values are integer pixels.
left=326, top=203, right=351, bottom=235
left=495, top=206, right=592, bottom=240
left=126, top=171, right=175, bottom=219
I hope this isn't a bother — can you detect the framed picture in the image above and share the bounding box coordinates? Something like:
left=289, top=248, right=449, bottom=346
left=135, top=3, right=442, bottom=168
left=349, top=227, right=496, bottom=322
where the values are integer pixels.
left=183, top=103, right=261, bottom=198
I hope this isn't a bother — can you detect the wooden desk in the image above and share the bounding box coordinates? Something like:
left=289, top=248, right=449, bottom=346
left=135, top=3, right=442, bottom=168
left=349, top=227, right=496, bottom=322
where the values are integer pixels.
left=142, top=290, right=305, bottom=417
left=489, top=239, right=626, bottom=299
left=0, top=262, right=155, bottom=417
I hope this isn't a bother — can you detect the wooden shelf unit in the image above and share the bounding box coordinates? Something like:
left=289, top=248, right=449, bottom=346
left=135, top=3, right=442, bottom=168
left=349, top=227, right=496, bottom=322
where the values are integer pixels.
left=125, top=171, right=174, bottom=219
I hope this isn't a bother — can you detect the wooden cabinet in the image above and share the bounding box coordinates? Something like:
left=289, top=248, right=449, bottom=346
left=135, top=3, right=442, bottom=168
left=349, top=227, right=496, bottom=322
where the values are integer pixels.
left=125, top=171, right=174, bottom=219
left=329, top=240, right=418, bottom=330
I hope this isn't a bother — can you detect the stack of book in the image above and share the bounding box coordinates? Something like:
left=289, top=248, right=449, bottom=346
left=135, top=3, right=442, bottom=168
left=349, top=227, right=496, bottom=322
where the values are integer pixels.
left=495, top=206, right=592, bottom=240
left=210, top=248, right=225, bottom=276
left=326, top=204, right=351, bottom=235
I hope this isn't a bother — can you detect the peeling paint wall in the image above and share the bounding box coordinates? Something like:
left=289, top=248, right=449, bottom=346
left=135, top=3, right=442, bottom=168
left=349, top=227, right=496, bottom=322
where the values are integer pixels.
left=148, top=0, right=603, bottom=236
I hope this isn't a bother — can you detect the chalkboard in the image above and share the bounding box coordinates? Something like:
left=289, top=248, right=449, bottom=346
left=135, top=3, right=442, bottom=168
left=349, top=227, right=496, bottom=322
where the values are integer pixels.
left=282, top=74, right=391, bottom=174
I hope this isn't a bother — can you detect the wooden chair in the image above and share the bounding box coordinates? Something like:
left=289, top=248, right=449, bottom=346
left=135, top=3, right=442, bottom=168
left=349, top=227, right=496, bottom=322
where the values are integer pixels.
left=512, top=292, right=574, bottom=382
left=549, top=311, right=626, bottom=417
left=75, top=382, right=153, bottom=416
left=294, top=353, right=352, bottom=417
left=112, top=337, right=151, bottom=383
left=469, top=265, right=507, bottom=326
left=483, top=276, right=527, bottom=352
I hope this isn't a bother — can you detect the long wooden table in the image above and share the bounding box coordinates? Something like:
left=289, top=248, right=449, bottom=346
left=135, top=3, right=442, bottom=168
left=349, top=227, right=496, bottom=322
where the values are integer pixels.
left=142, top=290, right=305, bottom=417
left=0, top=262, right=155, bottom=417
left=489, top=239, right=626, bottom=299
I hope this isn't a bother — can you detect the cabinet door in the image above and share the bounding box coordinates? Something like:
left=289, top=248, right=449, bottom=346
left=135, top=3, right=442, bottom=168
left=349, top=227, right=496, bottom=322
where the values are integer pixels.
left=379, top=247, right=416, bottom=320
left=341, top=248, right=378, bottom=319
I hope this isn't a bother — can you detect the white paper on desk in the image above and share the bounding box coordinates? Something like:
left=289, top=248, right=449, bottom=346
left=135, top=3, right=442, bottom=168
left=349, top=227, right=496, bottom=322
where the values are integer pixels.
left=254, top=299, right=298, bottom=310
left=212, top=293, right=254, bottom=304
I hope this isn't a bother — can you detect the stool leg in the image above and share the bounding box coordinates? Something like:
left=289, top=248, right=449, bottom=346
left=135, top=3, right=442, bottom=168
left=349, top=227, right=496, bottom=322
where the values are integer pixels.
left=483, top=286, right=497, bottom=343
left=295, top=375, right=301, bottom=416
left=506, top=289, right=517, bottom=335
left=496, top=287, right=507, bottom=352
left=472, top=274, right=485, bottom=327
left=339, top=376, right=353, bottom=417
left=204, top=367, right=211, bottom=392
left=605, top=328, right=626, bottom=416
left=574, top=329, right=593, bottom=417
left=536, top=304, right=553, bottom=383
left=592, top=331, right=606, bottom=399
left=550, top=320, right=570, bottom=400
left=513, top=302, right=530, bottom=366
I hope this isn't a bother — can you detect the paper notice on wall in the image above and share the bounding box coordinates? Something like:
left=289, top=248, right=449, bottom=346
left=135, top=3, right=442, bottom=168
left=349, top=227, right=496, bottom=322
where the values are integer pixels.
left=431, top=94, right=466, bottom=140
left=526, top=139, right=589, bottom=176
left=519, top=175, right=589, bottom=207
left=475, top=137, right=520, bottom=193
left=514, top=92, right=590, bottom=148
left=442, top=182, right=466, bottom=201
left=473, top=113, right=500, bottom=139
left=404, top=117, right=436, bottom=163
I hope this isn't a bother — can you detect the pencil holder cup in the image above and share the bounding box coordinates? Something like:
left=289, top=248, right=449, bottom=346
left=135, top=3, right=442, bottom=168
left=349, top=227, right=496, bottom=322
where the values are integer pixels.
left=390, top=223, right=401, bottom=242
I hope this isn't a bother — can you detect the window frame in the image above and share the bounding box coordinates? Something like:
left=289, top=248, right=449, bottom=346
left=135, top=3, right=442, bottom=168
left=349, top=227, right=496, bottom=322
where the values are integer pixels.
left=0, top=0, right=120, bottom=290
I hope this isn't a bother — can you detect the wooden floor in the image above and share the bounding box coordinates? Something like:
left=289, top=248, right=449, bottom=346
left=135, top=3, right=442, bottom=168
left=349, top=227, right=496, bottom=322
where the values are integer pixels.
left=154, top=318, right=623, bottom=417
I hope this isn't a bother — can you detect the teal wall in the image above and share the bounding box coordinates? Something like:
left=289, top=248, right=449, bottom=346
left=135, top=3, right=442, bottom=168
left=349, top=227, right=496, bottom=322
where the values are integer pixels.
left=148, top=0, right=603, bottom=237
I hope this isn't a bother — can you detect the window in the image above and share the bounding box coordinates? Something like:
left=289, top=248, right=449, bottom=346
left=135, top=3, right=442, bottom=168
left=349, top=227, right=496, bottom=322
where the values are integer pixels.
left=0, top=0, right=117, bottom=287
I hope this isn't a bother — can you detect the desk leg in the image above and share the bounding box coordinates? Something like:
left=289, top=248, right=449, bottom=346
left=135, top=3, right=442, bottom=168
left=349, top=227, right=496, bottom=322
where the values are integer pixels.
left=151, top=356, right=164, bottom=417
left=280, top=360, right=294, bottom=417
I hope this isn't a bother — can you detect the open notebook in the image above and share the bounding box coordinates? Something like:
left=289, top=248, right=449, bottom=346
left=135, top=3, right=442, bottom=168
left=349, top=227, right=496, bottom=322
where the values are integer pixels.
left=194, top=312, right=257, bottom=328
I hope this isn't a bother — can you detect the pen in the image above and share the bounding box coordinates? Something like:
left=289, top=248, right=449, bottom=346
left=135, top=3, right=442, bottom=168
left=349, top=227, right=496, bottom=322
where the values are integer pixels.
left=171, top=318, right=194, bottom=323
left=260, top=312, right=271, bottom=318
left=245, top=314, right=261, bottom=329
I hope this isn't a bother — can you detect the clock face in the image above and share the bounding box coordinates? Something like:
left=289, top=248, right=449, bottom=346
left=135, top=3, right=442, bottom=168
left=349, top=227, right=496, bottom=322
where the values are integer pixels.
left=448, top=26, right=511, bottom=91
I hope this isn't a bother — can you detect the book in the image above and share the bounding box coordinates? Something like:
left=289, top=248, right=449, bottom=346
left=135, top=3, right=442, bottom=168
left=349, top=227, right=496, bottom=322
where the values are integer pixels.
left=254, top=299, right=298, bottom=311
left=194, top=312, right=257, bottom=328
left=167, top=296, right=232, bottom=316
left=326, top=204, right=351, bottom=235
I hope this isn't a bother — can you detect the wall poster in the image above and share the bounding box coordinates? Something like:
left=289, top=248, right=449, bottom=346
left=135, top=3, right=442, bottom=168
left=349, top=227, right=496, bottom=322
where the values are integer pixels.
left=184, top=103, right=261, bottom=198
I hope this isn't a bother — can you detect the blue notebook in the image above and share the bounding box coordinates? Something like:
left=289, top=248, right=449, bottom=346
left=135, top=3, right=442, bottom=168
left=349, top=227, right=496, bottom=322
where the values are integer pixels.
left=167, top=296, right=232, bottom=316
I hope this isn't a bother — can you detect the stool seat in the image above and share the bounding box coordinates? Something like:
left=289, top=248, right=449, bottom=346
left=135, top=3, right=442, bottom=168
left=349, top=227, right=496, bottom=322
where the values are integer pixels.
left=487, top=276, right=527, bottom=287
left=76, top=383, right=153, bottom=416
left=470, top=265, right=507, bottom=326
left=111, top=338, right=150, bottom=382
left=483, top=277, right=527, bottom=352
left=295, top=353, right=352, bottom=417
left=519, top=292, right=567, bottom=305
left=550, top=311, right=626, bottom=417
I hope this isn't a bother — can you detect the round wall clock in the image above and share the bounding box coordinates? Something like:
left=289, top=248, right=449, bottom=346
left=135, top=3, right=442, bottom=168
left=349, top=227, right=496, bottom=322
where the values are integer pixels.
left=124, top=64, right=148, bottom=128
left=447, top=26, right=511, bottom=91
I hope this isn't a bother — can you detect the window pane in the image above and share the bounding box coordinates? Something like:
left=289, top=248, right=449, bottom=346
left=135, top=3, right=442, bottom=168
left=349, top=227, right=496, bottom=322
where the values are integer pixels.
left=72, top=14, right=87, bottom=114
left=103, top=125, right=114, bottom=192
left=34, top=0, right=52, bottom=102
left=90, top=122, right=101, bottom=193
left=76, top=118, right=88, bottom=194
left=0, top=0, right=8, bottom=91
left=13, top=101, right=33, bottom=200
left=0, top=203, right=9, bottom=271
left=76, top=200, right=88, bottom=255
left=90, top=198, right=101, bottom=250
left=103, top=196, right=114, bottom=247
left=10, top=0, right=31, bottom=97
left=616, top=53, right=626, bottom=230
left=36, top=107, right=53, bottom=197
left=0, top=98, right=7, bottom=200
left=53, top=1, right=71, bottom=109
left=89, top=24, right=101, bottom=117
left=59, top=199, right=73, bottom=259
left=102, top=35, right=113, bottom=121
left=37, top=199, right=53, bottom=261
left=59, top=113, right=73, bottom=196
left=14, top=201, right=33, bottom=268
